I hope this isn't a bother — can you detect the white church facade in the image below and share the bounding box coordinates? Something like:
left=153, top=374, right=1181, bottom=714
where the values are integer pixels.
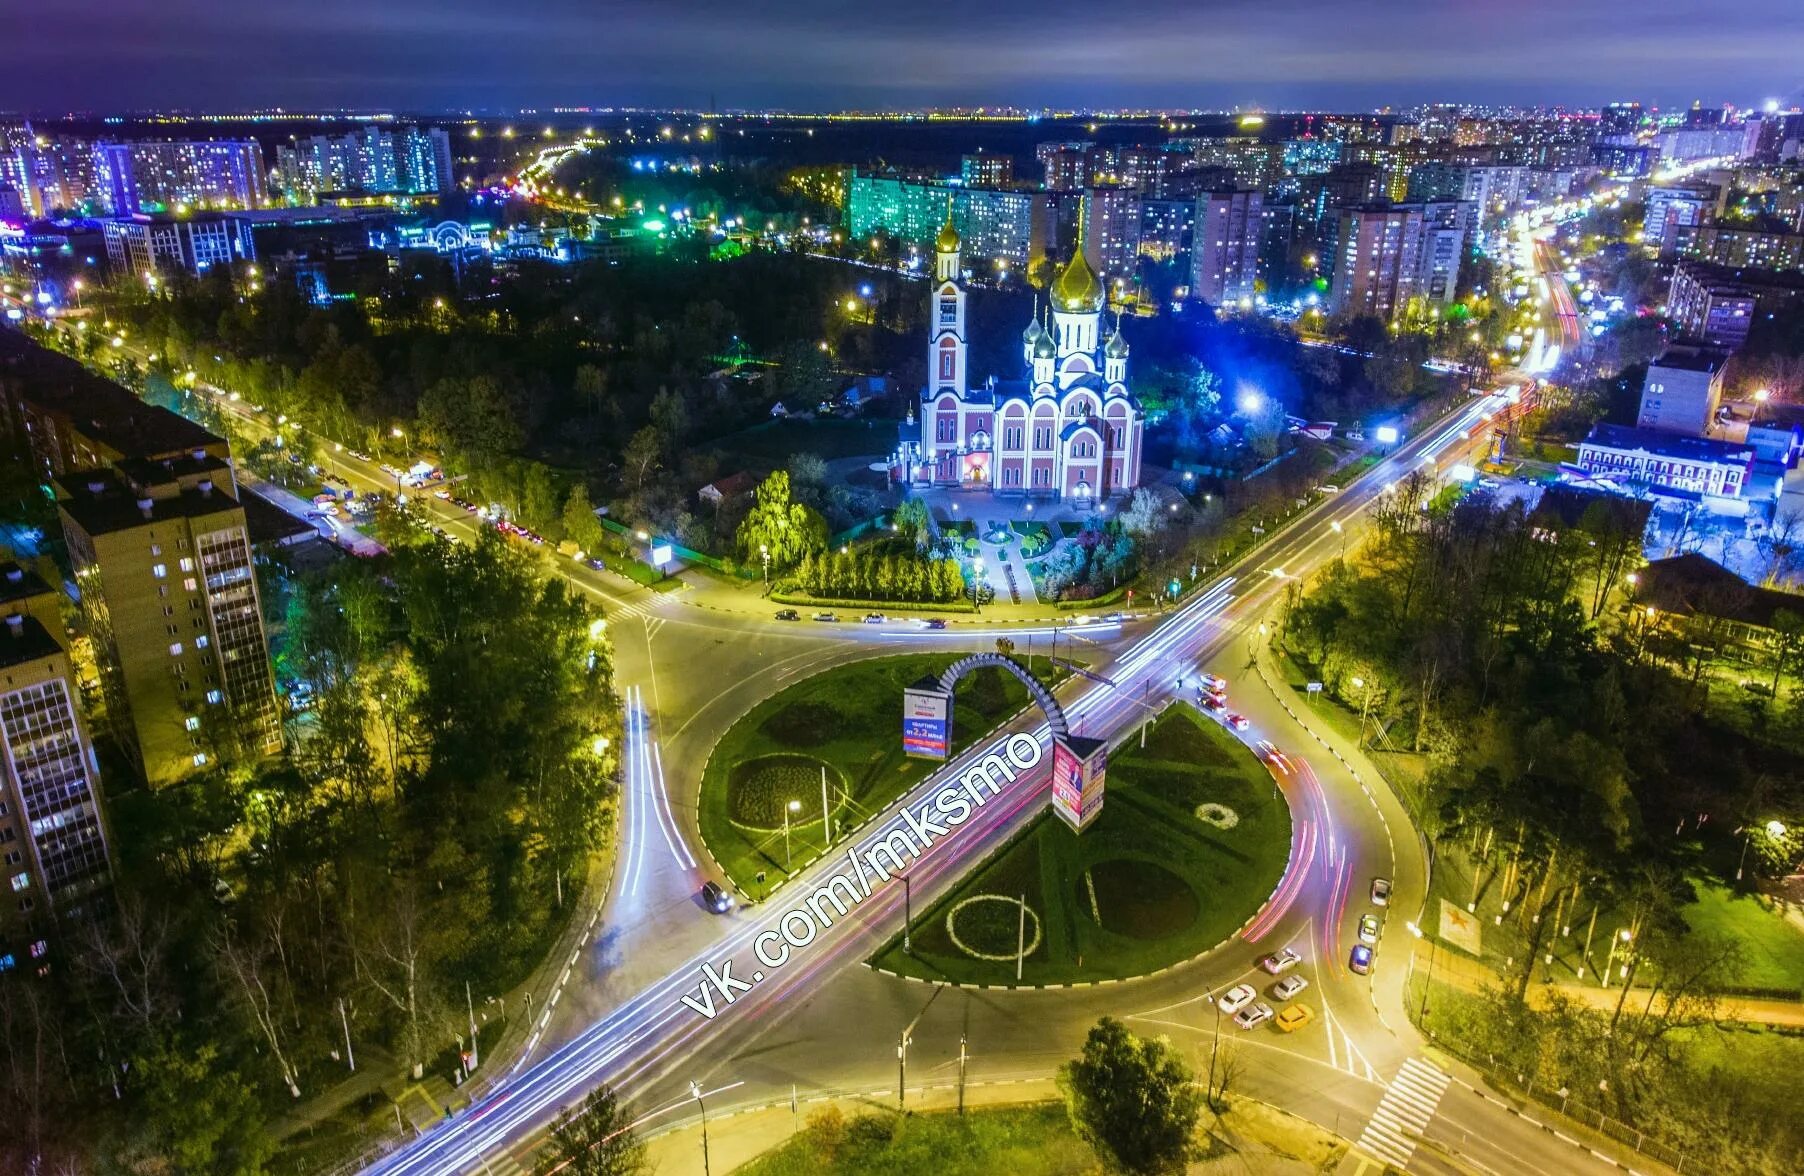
left=897, top=209, right=1145, bottom=504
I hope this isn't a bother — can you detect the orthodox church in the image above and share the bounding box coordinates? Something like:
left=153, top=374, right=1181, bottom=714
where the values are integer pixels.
left=898, top=206, right=1145, bottom=503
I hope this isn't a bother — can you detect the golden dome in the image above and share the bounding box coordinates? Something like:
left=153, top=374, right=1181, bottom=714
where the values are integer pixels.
left=936, top=205, right=960, bottom=253
left=1051, top=244, right=1103, bottom=314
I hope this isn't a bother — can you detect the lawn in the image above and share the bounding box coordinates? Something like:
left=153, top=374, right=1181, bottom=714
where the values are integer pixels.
left=1680, top=883, right=1804, bottom=993
left=735, top=1103, right=1099, bottom=1176
left=710, top=417, right=897, bottom=467
left=699, top=654, right=1071, bottom=901
left=870, top=705, right=1292, bottom=984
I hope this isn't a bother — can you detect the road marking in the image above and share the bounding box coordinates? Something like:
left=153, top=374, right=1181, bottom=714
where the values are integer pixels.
left=1355, top=1056, right=1452, bottom=1172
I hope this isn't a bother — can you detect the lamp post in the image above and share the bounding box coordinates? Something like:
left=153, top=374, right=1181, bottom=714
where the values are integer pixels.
left=760, top=542, right=770, bottom=588
left=970, top=556, right=985, bottom=614
left=1331, top=519, right=1346, bottom=557
left=1203, top=986, right=1222, bottom=1110
left=1351, top=675, right=1377, bottom=749
left=1408, top=921, right=1435, bottom=1026
left=783, top=799, right=800, bottom=871
left=690, top=1081, right=710, bottom=1176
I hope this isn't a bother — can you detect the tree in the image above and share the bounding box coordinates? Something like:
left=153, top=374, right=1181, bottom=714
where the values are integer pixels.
left=1058, top=1016, right=1201, bottom=1175
left=534, top=1084, right=646, bottom=1176
left=736, top=470, right=827, bottom=569
left=892, top=497, right=931, bottom=551
left=563, top=483, right=607, bottom=555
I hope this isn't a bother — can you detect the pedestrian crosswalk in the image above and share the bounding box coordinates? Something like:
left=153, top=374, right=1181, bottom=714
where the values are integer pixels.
left=1356, top=1056, right=1451, bottom=1171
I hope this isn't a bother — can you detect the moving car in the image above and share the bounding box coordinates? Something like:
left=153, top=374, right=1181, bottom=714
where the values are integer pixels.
left=1358, top=914, right=1382, bottom=944
left=813, top=611, right=839, bottom=623
left=863, top=613, right=886, bottom=624
left=774, top=609, right=800, bottom=621
left=1234, top=1002, right=1275, bottom=1030
left=700, top=881, right=733, bottom=913
left=1349, top=943, right=1374, bottom=974
left=1217, top=984, right=1257, bottom=1015
left=924, top=618, right=948, bottom=630
left=1255, top=740, right=1293, bottom=772
left=1260, top=947, right=1303, bottom=975
left=1227, top=713, right=1251, bottom=731
left=1275, top=1004, right=1314, bottom=1032
left=1272, top=974, right=1309, bottom=1000
left=1201, top=694, right=1227, bottom=712
left=1201, top=673, right=1229, bottom=693
left=1370, top=877, right=1393, bottom=907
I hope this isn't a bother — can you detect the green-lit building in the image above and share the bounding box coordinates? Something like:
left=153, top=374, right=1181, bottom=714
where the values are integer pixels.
left=848, top=171, right=1052, bottom=269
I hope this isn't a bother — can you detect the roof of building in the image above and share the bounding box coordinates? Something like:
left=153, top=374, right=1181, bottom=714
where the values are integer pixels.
left=1582, top=423, right=1754, bottom=464
left=0, top=561, right=54, bottom=608
left=1529, top=484, right=1653, bottom=535
left=1051, top=241, right=1103, bottom=314
left=0, top=614, right=66, bottom=672
left=0, top=331, right=222, bottom=460
left=1674, top=260, right=1804, bottom=292
left=1638, top=553, right=1804, bottom=630
left=240, top=486, right=320, bottom=547
left=55, top=468, right=243, bottom=538
left=699, top=471, right=757, bottom=500
left=1649, top=347, right=1731, bottom=374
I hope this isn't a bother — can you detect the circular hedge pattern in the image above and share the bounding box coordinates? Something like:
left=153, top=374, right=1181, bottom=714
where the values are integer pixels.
left=1195, top=803, right=1240, bottom=829
left=1083, top=859, right=1199, bottom=940
left=728, top=755, right=837, bottom=828
left=946, top=895, right=1043, bottom=961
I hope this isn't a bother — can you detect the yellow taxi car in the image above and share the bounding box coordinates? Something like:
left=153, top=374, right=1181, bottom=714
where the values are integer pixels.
left=1275, top=1003, right=1314, bottom=1033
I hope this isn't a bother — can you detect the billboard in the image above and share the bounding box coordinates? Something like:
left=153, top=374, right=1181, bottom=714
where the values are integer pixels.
left=902, top=686, right=951, bottom=759
left=1051, top=736, right=1107, bottom=830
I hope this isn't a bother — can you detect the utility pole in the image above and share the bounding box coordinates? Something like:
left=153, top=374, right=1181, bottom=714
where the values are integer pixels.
left=897, top=1027, right=910, bottom=1108
left=958, top=1034, right=968, bottom=1115
left=338, top=997, right=355, bottom=1072
left=903, top=873, right=913, bottom=954
left=1205, top=988, right=1222, bottom=1110
left=821, top=766, right=832, bottom=844
left=690, top=1082, right=710, bottom=1176
left=1016, top=892, right=1027, bottom=981
left=465, top=981, right=478, bottom=1073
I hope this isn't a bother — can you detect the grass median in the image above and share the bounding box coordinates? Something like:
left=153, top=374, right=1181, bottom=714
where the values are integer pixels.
left=699, top=653, right=1070, bottom=902
left=870, top=705, right=1291, bottom=985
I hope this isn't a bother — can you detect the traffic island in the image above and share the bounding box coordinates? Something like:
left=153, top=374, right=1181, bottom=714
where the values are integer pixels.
left=699, top=653, right=1071, bottom=902
left=868, top=705, right=1291, bottom=986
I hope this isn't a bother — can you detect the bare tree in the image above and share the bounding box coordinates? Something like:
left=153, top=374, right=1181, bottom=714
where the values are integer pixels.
left=213, top=922, right=302, bottom=1098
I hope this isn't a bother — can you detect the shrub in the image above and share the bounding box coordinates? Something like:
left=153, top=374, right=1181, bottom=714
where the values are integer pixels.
left=729, top=755, right=834, bottom=827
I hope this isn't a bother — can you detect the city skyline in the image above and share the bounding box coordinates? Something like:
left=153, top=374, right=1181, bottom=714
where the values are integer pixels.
left=8, top=0, right=1804, bottom=114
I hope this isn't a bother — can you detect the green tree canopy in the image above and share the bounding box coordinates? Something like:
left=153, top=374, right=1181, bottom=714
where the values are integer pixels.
left=737, top=470, right=828, bottom=568
left=1059, top=1016, right=1202, bottom=1175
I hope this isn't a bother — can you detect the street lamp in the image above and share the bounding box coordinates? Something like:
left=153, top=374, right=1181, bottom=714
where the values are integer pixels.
left=783, top=799, right=801, bottom=871
left=689, top=1081, right=710, bottom=1176
left=760, top=543, right=770, bottom=588
left=970, top=557, right=985, bottom=613
left=1330, top=519, right=1346, bottom=556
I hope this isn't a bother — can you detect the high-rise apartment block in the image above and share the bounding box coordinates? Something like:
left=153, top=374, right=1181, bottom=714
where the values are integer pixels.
left=960, top=151, right=1013, bottom=187
left=0, top=559, right=112, bottom=969
left=0, top=335, right=279, bottom=788
left=274, top=125, right=454, bottom=203
left=1190, top=190, right=1263, bottom=307
left=94, top=139, right=268, bottom=214
left=1327, top=204, right=1424, bottom=320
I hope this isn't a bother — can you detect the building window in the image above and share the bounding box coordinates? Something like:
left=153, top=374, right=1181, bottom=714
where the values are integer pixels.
left=151, top=563, right=166, bottom=579
left=149, top=544, right=161, bottom=557
left=192, top=753, right=208, bottom=767
left=196, top=634, right=209, bottom=649
left=183, top=577, right=198, bottom=592
left=184, top=716, right=200, bottom=732
left=179, top=557, right=194, bottom=572
left=169, top=642, right=183, bottom=657
left=9, top=872, right=28, bottom=892
left=29, top=940, right=46, bottom=959
left=206, top=689, right=223, bottom=704
left=939, top=350, right=956, bottom=381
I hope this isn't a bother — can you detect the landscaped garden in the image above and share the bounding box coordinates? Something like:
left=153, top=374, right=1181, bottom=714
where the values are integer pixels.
left=869, top=705, right=1292, bottom=984
left=699, top=653, right=1072, bottom=901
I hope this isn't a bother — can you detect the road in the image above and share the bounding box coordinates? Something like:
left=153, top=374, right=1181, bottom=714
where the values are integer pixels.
left=357, top=390, right=1634, bottom=1176
left=1, top=310, right=1630, bottom=1176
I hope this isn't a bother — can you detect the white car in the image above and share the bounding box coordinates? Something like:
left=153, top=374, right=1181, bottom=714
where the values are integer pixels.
left=1260, top=947, right=1303, bottom=975
left=1272, top=974, right=1309, bottom=1000
left=1234, top=1002, right=1275, bottom=1030
left=1217, top=984, right=1257, bottom=1015
left=1370, top=877, right=1392, bottom=907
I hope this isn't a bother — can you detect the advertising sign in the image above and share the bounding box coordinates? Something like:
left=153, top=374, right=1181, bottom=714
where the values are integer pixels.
left=1051, top=736, right=1107, bottom=830
left=902, top=686, right=951, bottom=759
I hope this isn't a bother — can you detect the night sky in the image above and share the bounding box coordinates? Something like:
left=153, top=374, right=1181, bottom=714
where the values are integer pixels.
left=10, top=0, right=1803, bottom=113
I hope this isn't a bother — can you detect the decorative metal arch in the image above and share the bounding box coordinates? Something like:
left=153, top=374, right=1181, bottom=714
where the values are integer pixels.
left=937, top=653, right=1069, bottom=740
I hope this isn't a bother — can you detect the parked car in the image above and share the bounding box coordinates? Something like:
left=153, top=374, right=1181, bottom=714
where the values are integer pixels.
left=813, top=611, right=839, bottom=623
left=774, top=609, right=800, bottom=621
left=700, top=881, right=733, bottom=913
left=1201, top=673, right=1229, bottom=693
left=1201, top=694, right=1227, bottom=712
left=1234, top=1002, right=1275, bottom=1030
left=1227, top=713, right=1251, bottom=731
left=1275, top=1004, right=1314, bottom=1032
left=1272, top=974, right=1309, bottom=1000
left=1370, top=877, right=1392, bottom=907
left=433, top=488, right=452, bottom=500
left=1349, top=943, right=1374, bottom=974
left=1358, top=914, right=1382, bottom=944
left=1217, top=984, right=1257, bottom=1015
left=863, top=613, right=886, bottom=624
left=1260, top=947, right=1303, bottom=975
